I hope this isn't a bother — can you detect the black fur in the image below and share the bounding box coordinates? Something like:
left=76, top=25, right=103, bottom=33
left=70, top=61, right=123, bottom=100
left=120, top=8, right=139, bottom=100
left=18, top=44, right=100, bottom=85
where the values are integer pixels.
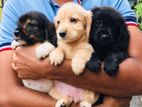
left=87, top=7, right=130, bottom=76
left=14, top=11, right=57, bottom=46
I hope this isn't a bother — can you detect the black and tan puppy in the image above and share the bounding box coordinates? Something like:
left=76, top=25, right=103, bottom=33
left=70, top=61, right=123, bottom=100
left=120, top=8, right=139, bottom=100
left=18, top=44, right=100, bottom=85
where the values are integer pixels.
left=13, top=11, right=57, bottom=46
left=11, top=11, right=57, bottom=94
left=87, top=7, right=130, bottom=76
left=12, top=11, right=57, bottom=59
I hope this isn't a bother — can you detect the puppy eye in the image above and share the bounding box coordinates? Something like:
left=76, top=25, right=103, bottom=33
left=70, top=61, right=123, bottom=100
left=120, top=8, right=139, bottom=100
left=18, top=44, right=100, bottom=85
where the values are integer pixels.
left=70, top=18, right=77, bottom=23
left=57, top=20, right=60, bottom=24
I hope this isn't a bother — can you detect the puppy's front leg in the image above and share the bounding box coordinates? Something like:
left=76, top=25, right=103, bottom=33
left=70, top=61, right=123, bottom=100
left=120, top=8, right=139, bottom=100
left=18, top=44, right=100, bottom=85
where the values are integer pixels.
left=72, top=49, right=93, bottom=75
left=36, top=41, right=55, bottom=59
left=11, top=40, right=25, bottom=49
left=49, top=87, right=73, bottom=107
left=86, top=52, right=101, bottom=72
left=104, top=52, right=128, bottom=76
left=49, top=47, right=64, bottom=66
left=80, top=90, right=99, bottom=107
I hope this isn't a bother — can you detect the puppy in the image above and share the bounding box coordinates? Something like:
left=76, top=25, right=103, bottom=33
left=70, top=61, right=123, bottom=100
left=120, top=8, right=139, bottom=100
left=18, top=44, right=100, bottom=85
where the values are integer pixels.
left=87, top=7, right=130, bottom=76
left=11, top=11, right=57, bottom=93
left=49, top=3, right=99, bottom=107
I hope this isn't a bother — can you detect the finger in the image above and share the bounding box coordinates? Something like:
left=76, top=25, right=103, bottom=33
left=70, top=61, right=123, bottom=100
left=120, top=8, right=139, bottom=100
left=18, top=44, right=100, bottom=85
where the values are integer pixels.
left=18, top=73, right=38, bottom=80
left=14, top=51, right=27, bottom=59
left=13, top=52, right=32, bottom=66
left=12, top=53, right=24, bottom=64
left=17, top=74, right=22, bottom=79
left=11, top=62, right=18, bottom=70
left=17, top=74, right=27, bottom=79
left=11, top=63, right=26, bottom=78
left=11, top=62, right=29, bottom=76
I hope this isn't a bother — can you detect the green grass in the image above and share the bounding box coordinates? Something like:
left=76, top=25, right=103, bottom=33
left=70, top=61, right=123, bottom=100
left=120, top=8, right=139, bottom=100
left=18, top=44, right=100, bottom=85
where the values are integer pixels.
left=134, top=1, right=142, bottom=30
left=0, top=0, right=2, bottom=21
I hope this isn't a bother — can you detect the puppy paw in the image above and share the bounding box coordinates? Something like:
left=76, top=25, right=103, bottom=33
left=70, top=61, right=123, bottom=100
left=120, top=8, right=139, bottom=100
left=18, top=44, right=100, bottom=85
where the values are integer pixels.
left=72, top=58, right=86, bottom=75
left=11, top=40, right=21, bottom=49
left=86, top=60, right=101, bottom=72
left=49, top=49, right=64, bottom=66
left=80, top=102, right=92, bottom=107
left=55, top=96, right=73, bottom=107
left=86, top=52, right=101, bottom=72
left=36, top=42, right=55, bottom=59
left=104, top=60, right=119, bottom=76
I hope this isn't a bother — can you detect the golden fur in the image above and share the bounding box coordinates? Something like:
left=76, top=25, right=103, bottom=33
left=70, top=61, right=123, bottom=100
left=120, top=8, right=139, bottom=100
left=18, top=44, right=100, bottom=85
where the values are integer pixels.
left=49, top=2, right=99, bottom=107
left=49, top=2, right=93, bottom=75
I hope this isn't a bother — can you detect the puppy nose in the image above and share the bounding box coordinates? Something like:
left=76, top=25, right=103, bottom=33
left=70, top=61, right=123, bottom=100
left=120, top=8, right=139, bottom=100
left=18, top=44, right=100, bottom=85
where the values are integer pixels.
left=59, top=32, right=66, bottom=38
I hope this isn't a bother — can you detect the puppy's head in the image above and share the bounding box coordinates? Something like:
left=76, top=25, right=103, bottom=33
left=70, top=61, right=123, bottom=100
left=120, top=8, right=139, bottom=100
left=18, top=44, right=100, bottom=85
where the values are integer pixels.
left=14, top=11, right=56, bottom=46
left=54, top=2, right=92, bottom=43
left=90, top=7, right=127, bottom=46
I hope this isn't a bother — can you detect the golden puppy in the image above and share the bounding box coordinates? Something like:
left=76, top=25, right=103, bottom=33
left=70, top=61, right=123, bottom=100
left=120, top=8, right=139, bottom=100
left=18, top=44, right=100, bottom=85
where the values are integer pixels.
left=49, top=2, right=99, bottom=107
left=50, top=2, right=93, bottom=75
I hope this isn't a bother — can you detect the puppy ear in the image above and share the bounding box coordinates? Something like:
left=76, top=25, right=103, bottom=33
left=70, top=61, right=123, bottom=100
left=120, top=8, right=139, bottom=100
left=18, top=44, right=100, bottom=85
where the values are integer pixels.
left=54, top=16, right=58, bottom=29
left=84, top=11, right=92, bottom=40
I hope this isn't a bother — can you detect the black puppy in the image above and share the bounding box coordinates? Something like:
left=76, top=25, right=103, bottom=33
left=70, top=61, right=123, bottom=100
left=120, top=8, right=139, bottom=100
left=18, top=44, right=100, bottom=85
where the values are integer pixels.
left=87, top=7, right=130, bottom=76
left=12, top=11, right=57, bottom=47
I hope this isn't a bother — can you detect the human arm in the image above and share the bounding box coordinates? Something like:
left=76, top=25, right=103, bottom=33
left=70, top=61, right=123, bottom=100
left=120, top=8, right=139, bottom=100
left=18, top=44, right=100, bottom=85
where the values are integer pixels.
left=51, top=26, right=142, bottom=97
left=0, top=50, right=57, bottom=107
left=46, top=26, right=142, bottom=97
left=12, top=25, right=142, bottom=97
left=11, top=48, right=131, bottom=107
left=95, top=96, right=131, bottom=107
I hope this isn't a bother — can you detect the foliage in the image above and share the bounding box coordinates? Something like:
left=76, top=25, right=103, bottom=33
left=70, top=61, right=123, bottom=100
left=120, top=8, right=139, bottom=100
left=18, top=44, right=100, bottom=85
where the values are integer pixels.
left=134, top=0, right=142, bottom=30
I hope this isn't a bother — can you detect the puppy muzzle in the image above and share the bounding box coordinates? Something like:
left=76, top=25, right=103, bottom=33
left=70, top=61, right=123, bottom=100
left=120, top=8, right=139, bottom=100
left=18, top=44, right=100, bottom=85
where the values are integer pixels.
left=94, top=28, right=113, bottom=45
left=59, top=31, right=67, bottom=38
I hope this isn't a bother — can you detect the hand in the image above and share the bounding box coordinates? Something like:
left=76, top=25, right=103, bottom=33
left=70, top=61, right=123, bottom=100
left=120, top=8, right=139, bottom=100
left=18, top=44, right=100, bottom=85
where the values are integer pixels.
left=11, top=44, right=52, bottom=79
left=95, top=96, right=131, bottom=107
left=71, top=103, right=79, bottom=107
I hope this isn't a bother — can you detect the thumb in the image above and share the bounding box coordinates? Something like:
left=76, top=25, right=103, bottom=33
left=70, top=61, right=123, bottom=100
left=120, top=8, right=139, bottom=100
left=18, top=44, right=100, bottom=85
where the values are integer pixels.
left=13, top=51, right=32, bottom=65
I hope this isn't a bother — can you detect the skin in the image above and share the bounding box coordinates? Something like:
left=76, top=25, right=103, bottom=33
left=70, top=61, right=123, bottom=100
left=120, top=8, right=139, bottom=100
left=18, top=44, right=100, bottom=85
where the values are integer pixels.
left=0, top=50, right=56, bottom=107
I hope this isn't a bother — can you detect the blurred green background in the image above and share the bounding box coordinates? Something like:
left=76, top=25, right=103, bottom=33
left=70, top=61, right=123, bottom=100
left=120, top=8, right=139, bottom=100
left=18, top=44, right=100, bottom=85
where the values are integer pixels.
left=0, top=0, right=2, bottom=20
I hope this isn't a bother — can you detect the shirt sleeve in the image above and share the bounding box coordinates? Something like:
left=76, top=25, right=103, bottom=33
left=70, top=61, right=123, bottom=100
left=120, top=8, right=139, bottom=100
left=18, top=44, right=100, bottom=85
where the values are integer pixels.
left=0, top=0, right=19, bottom=52
left=110, top=0, right=138, bottom=27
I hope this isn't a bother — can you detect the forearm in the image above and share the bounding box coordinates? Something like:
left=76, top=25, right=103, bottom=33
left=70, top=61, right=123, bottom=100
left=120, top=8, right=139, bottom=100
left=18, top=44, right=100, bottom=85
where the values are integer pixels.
left=45, top=26, right=142, bottom=97
left=47, top=58, right=142, bottom=97
left=0, top=51, right=55, bottom=107
left=3, top=86, right=55, bottom=107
